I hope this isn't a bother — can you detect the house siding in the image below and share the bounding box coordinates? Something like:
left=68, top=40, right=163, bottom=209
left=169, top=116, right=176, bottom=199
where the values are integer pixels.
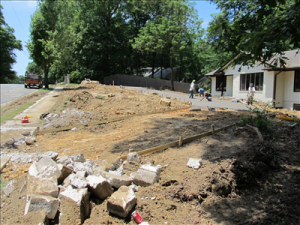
left=282, top=71, right=300, bottom=110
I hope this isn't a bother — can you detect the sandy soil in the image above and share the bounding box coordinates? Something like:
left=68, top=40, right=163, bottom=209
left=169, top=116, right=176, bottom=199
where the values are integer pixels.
left=1, top=85, right=299, bottom=225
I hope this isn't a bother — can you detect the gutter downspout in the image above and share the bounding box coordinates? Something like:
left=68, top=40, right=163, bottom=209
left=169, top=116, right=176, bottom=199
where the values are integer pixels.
left=273, top=71, right=283, bottom=108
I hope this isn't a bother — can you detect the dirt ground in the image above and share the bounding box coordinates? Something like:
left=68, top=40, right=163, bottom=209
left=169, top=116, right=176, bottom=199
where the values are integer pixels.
left=1, top=85, right=299, bottom=225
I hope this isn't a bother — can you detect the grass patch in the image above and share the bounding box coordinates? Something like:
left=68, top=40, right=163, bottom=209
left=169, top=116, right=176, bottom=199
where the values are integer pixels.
left=0, top=101, right=34, bottom=123
left=96, top=95, right=104, bottom=99
left=0, top=175, right=7, bottom=191
left=38, top=87, right=54, bottom=92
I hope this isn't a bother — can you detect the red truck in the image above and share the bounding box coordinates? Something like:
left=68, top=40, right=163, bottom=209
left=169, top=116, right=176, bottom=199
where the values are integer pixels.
left=24, top=74, right=43, bottom=88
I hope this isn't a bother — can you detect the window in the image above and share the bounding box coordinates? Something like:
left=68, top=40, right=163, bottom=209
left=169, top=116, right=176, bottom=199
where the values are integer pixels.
left=294, top=104, right=300, bottom=111
left=216, top=76, right=226, bottom=91
left=294, top=70, right=300, bottom=92
left=240, top=73, right=264, bottom=91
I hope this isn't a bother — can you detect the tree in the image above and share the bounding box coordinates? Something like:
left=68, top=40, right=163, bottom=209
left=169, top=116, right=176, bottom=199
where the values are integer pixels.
left=132, top=0, right=201, bottom=90
left=207, top=0, right=300, bottom=66
left=27, top=0, right=58, bottom=88
left=26, top=62, right=43, bottom=75
left=0, top=4, right=22, bottom=83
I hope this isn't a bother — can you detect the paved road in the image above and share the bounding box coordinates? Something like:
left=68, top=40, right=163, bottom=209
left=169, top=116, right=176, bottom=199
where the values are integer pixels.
left=125, top=86, right=249, bottom=111
left=0, top=84, right=38, bottom=105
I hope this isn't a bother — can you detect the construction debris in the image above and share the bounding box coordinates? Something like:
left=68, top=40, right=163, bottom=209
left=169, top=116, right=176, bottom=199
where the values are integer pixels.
left=86, top=175, right=113, bottom=199
left=187, top=158, right=203, bottom=169
left=107, top=186, right=137, bottom=218
left=159, top=98, right=171, bottom=107
left=131, top=164, right=162, bottom=187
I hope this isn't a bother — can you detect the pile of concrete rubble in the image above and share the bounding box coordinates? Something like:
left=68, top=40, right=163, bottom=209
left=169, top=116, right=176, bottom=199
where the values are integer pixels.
left=18, top=151, right=162, bottom=224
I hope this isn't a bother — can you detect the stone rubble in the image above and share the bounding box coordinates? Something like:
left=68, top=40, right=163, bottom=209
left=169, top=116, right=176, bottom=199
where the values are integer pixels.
left=107, top=186, right=137, bottom=218
left=131, top=164, right=162, bottom=187
left=27, top=176, right=59, bottom=198
left=100, top=170, right=132, bottom=188
left=41, top=151, right=59, bottom=160
left=28, top=156, right=61, bottom=180
left=127, top=152, right=140, bottom=162
left=86, top=175, right=113, bottom=199
left=69, top=173, right=88, bottom=188
left=57, top=164, right=73, bottom=184
left=187, top=158, right=203, bottom=169
left=24, top=194, right=59, bottom=219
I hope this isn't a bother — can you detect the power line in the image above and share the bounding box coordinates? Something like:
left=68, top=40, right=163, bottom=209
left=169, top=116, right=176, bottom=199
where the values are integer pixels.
left=8, top=0, right=31, bottom=58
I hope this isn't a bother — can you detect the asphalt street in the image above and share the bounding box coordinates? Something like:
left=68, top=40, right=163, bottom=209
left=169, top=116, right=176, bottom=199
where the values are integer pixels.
left=0, top=84, right=38, bottom=105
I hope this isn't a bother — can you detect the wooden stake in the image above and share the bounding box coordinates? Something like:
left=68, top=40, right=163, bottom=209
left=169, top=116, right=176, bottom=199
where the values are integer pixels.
left=101, top=116, right=104, bottom=120
left=129, top=149, right=133, bottom=153
left=113, top=80, right=114, bottom=86
left=179, top=136, right=183, bottom=146
left=211, top=124, right=215, bottom=135
left=37, top=127, right=40, bottom=132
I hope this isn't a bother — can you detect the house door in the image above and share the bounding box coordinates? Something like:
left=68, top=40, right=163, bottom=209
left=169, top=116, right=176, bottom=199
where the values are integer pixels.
left=226, top=75, right=233, bottom=97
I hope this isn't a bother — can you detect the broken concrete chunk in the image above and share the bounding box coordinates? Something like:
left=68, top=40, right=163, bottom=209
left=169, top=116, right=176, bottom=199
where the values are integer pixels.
left=56, top=155, right=71, bottom=165
left=5, top=138, right=15, bottom=145
left=99, top=170, right=132, bottom=188
left=23, top=210, right=49, bottom=225
left=57, top=164, right=73, bottom=184
left=129, top=184, right=138, bottom=192
left=28, top=156, right=61, bottom=180
left=86, top=175, right=113, bottom=199
left=59, top=187, right=90, bottom=224
left=42, top=151, right=59, bottom=160
left=0, top=156, right=11, bottom=170
left=67, top=161, right=94, bottom=175
left=27, top=176, right=59, bottom=198
left=127, top=152, right=140, bottom=163
left=109, top=158, right=122, bottom=171
left=140, top=164, right=162, bottom=174
left=159, top=98, right=171, bottom=107
left=24, top=194, right=59, bottom=219
left=187, top=158, right=203, bottom=169
left=93, top=166, right=107, bottom=176
left=131, top=168, right=160, bottom=187
left=69, top=174, right=88, bottom=188
left=2, top=180, right=15, bottom=196
left=109, top=164, right=124, bottom=176
left=76, top=170, right=87, bottom=178
left=70, top=154, right=85, bottom=163
left=21, top=131, right=31, bottom=136
left=62, top=175, right=71, bottom=188
left=107, top=186, right=137, bottom=218
left=25, top=137, right=36, bottom=145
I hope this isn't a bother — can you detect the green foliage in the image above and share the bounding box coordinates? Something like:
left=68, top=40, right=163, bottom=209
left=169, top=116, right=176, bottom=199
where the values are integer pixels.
left=208, top=0, right=300, bottom=67
left=239, top=102, right=276, bottom=133
left=26, top=62, right=42, bottom=75
left=0, top=4, right=22, bottom=83
left=0, top=101, right=33, bottom=124
left=96, top=95, right=104, bottom=99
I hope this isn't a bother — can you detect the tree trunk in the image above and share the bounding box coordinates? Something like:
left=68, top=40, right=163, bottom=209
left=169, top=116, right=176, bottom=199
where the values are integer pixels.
left=170, top=54, right=174, bottom=90
left=152, top=52, right=156, bottom=78
left=161, top=53, right=163, bottom=79
left=44, top=65, right=49, bottom=89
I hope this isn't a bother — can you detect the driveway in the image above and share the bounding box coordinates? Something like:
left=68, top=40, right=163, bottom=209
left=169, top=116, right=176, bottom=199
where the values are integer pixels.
left=125, top=86, right=249, bottom=111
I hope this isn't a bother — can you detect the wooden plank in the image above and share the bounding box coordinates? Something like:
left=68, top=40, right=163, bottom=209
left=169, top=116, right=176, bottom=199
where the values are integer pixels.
left=119, top=123, right=235, bottom=159
left=35, top=107, right=190, bottom=135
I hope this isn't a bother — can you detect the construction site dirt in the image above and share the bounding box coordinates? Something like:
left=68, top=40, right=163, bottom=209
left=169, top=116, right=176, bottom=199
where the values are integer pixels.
left=0, top=85, right=299, bottom=225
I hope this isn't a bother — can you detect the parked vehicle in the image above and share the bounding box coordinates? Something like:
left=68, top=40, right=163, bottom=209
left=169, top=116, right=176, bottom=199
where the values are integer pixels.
left=24, top=74, right=43, bottom=88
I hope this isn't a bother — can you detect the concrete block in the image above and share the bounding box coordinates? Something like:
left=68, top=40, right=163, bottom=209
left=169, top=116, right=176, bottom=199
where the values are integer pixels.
left=25, top=137, right=35, bottom=145
left=108, top=164, right=124, bottom=176
left=159, top=98, right=171, bottom=107
left=93, top=166, right=107, bottom=176
left=2, top=180, right=15, bottom=196
left=99, top=170, right=132, bottom=188
left=69, top=173, right=88, bottom=188
left=107, top=186, right=137, bottom=218
left=86, top=175, right=113, bottom=199
left=24, top=194, right=59, bottom=219
left=27, top=176, right=59, bottom=198
left=57, top=164, right=73, bottom=184
left=5, top=138, right=15, bottom=145
left=28, top=156, right=61, bottom=180
left=127, top=152, right=140, bottom=163
left=23, top=210, right=49, bottom=225
left=76, top=170, right=87, bottom=178
left=56, top=155, right=71, bottom=165
left=67, top=161, right=94, bottom=175
left=70, top=154, right=85, bottom=163
left=187, top=158, right=203, bottom=169
left=131, top=165, right=161, bottom=187
left=59, top=187, right=90, bottom=224
left=42, top=151, right=59, bottom=160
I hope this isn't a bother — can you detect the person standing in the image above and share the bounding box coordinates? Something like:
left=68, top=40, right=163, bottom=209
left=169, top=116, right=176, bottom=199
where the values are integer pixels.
left=247, top=83, right=256, bottom=105
left=189, top=80, right=195, bottom=98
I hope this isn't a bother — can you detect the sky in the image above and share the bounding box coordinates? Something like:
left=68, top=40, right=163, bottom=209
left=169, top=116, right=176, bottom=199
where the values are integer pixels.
left=1, top=0, right=220, bottom=76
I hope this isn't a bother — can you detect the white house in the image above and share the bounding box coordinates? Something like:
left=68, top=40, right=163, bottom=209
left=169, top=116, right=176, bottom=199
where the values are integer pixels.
left=205, top=49, right=300, bottom=111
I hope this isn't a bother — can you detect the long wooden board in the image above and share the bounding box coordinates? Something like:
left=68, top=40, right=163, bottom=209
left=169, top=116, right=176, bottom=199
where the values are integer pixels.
left=119, top=123, right=235, bottom=160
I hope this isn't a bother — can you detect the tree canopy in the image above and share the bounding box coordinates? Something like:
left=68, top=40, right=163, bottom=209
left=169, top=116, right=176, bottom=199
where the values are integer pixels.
left=0, top=4, right=22, bottom=83
left=207, top=0, right=300, bottom=67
